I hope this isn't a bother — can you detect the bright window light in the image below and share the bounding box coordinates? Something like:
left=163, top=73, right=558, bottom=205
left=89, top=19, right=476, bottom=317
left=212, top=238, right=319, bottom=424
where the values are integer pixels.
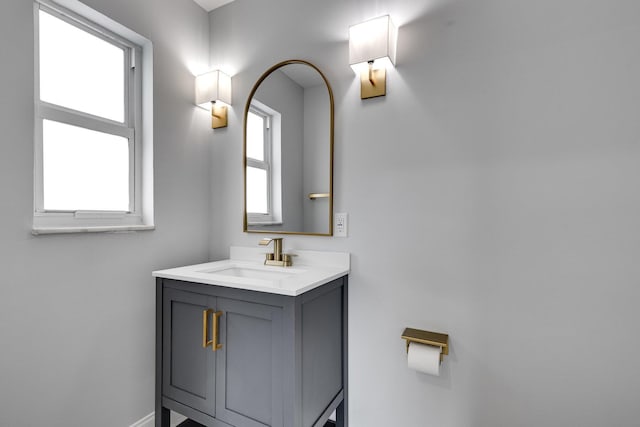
left=246, top=166, right=268, bottom=214
left=246, top=111, right=265, bottom=161
left=42, top=120, right=129, bottom=211
left=39, top=9, right=125, bottom=122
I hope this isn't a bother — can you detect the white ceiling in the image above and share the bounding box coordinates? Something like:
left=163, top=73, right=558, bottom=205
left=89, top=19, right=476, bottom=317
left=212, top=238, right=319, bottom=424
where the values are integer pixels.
left=192, top=0, right=235, bottom=12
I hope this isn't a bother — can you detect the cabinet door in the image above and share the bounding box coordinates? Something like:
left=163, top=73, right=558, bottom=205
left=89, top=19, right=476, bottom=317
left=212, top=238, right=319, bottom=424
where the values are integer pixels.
left=162, top=288, right=217, bottom=417
left=215, top=298, right=284, bottom=427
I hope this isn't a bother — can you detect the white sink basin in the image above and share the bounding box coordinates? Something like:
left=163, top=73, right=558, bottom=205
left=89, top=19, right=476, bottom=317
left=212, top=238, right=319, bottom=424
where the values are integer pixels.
left=199, top=265, right=307, bottom=281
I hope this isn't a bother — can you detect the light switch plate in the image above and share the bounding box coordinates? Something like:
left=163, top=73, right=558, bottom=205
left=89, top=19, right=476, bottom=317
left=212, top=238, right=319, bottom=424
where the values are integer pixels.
left=335, top=212, right=348, bottom=237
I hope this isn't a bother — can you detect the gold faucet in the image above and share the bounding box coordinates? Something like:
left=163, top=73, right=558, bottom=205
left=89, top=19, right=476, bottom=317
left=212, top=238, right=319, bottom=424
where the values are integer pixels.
left=259, top=238, right=293, bottom=267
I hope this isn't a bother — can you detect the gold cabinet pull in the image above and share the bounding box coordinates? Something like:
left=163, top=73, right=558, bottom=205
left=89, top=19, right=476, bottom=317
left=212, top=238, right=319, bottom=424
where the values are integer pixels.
left=202, top=309, right=214, bottom=349
left=212, top=311, right=223, bottom=351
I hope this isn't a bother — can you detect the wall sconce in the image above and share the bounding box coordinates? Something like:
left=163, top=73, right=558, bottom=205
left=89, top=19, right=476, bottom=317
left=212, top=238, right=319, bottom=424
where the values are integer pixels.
left=349, top=15, right=397, bottom=99
left=195, top=70, right=232, bottom=129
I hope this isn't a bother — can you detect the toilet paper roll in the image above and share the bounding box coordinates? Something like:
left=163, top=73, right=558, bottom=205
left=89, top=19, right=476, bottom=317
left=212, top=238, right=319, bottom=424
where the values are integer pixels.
left=407, top=342, right=441, bottom=376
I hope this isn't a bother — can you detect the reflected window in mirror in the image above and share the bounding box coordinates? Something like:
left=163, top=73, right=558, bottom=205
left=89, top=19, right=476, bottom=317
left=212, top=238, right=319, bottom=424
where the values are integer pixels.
left=246, top=101, right=282, bottom=225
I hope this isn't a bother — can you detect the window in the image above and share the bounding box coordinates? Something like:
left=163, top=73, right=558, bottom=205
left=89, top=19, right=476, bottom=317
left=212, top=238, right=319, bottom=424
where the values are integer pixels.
left=33, top=0, right=153, bottom=234
left=246, top=107, right=271, bottom=216
left=246, top=101, right=282, bottom=225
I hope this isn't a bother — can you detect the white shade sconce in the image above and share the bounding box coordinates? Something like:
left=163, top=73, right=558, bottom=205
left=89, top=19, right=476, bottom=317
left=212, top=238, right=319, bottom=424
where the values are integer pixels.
left=349, top=15, right=397, bottom=99
left=195, top=70, right=232, bottom=129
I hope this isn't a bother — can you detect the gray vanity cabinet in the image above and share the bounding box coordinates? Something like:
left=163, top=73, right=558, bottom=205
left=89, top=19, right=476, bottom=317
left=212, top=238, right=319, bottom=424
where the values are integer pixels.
left=156, top=276, right=348, bottom=427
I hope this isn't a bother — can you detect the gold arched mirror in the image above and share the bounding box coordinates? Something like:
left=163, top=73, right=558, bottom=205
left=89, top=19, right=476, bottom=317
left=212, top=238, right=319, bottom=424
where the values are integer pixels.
left=243, top=60, right=334, bottom=236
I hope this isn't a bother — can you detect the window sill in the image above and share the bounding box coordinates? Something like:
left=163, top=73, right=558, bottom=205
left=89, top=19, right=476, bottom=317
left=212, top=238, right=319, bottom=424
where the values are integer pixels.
left=32, top=224, right=155, bottom=235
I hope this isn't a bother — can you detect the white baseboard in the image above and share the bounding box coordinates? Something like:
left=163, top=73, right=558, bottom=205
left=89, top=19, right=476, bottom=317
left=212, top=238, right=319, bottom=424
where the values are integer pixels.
left=130, top=411, right=188, bottom=427
left=129, top=413, right=154, bottom=427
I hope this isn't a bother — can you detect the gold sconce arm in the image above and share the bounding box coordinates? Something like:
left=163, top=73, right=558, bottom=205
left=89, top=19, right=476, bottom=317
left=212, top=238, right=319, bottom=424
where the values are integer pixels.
left=211, top=102, right=228, bottom=129
left=359, top=65, right=386, bottom=99
left=368, top=60, right=375, bottom=85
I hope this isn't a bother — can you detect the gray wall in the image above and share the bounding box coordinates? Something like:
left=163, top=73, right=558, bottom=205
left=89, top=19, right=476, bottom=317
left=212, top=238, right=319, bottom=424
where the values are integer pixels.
left=0, top=0, right=211, bottom=425
left=209, top=0, right=640, bottom=426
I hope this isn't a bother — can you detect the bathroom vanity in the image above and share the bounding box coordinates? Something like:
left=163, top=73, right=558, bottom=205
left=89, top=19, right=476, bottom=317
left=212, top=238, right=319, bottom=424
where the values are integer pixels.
left=153, top=247, right=349, bottom=427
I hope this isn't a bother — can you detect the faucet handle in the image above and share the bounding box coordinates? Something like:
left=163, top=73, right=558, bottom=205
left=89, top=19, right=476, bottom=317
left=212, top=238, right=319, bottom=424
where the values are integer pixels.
left=259, top=238, right=272, bottom=246
left=259, top=238, right=280, bottom=245
left=259, top=237, right=283, bottom=246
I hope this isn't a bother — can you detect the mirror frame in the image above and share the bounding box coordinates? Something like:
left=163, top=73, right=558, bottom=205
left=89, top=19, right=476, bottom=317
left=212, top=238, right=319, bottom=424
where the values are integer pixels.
left=243, top=59, right=335, bottom=236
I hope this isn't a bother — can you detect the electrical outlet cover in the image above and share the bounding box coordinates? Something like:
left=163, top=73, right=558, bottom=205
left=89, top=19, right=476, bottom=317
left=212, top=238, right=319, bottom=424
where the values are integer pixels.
left=335, top=212, right=347, bottom=237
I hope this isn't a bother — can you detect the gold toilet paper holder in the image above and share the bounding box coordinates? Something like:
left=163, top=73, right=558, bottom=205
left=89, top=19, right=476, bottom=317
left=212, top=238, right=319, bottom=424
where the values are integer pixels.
left=401, top=328, right=449, bottom=363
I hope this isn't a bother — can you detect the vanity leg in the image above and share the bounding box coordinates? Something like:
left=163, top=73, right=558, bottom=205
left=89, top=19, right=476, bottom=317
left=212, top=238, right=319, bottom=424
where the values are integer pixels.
left=156, top=407, right=170, bottom=427
left=336, top=401, right=346, bottom=427
left=338, top=278, right=349, bottom=427
left=156, top=280, right=169, bottom=427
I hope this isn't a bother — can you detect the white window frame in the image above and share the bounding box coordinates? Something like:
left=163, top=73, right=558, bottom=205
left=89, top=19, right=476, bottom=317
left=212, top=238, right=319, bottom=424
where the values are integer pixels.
left=32, top=0, right=154, bottom=234
left=246, top=101, right=282, bottom=225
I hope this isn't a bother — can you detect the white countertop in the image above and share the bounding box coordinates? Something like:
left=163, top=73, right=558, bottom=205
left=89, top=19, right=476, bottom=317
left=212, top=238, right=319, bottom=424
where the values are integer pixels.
left=152, top=246, right=350, bottom=296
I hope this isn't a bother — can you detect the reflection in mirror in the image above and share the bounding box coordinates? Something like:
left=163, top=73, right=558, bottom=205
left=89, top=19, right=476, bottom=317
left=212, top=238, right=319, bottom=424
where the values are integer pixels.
left=244, top=60, right=334, bottom=236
